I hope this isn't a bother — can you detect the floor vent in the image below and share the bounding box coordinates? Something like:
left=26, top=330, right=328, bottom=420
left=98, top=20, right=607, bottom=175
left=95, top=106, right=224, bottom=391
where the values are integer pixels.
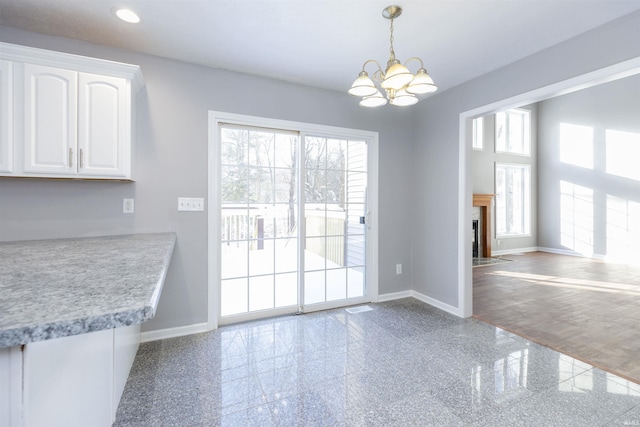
left=346, top=305, right=373, bottom=314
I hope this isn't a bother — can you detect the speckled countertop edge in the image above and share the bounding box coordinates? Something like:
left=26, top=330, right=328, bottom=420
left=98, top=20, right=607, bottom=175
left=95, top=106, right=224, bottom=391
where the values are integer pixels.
left=0, top=233, right=176, bottom=348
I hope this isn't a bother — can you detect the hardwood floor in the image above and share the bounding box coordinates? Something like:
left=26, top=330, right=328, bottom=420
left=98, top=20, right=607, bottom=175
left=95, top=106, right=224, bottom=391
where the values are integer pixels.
left=473, top=251, right=640, bottom=384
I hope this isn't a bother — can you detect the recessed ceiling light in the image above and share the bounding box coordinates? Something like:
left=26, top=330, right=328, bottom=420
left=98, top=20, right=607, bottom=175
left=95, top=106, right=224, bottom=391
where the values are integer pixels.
left=115, top=8, right=141, bottom=24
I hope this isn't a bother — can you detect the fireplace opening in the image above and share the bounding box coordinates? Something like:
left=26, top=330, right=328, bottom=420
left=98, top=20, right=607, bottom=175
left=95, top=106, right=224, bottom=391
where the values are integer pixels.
left=473, top=194, right=494, bottom=259
left=472, top=220, right=479, bottom=258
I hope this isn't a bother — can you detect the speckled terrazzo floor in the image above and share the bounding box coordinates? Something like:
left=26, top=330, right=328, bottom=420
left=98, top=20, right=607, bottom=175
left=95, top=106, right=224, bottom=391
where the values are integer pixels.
left=114, top=298, right=640, bottom=426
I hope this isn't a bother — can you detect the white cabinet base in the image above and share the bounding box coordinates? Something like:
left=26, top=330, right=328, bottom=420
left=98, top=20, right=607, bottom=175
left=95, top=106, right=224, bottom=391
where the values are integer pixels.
left=24, top=329, right=114, bottom=427
left=114, top=324, right=141, bottom=418
left=0, top=346, right=22, bottom=427
left=1, top=324, right=140, bottom=427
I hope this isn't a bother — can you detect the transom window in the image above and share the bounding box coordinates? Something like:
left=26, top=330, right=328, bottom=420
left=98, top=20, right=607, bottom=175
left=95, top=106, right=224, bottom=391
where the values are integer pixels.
left=496, top=108, right=531, bottom=155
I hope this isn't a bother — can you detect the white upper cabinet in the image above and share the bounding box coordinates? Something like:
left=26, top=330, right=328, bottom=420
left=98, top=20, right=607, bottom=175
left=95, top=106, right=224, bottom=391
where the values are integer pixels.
left=0, top=60, right=11, bottom=173
left=23, top=64, right=78, bottom=175
left=0, top=42, right=143, bottom=180
left=78, top=73, right=129, bottom=178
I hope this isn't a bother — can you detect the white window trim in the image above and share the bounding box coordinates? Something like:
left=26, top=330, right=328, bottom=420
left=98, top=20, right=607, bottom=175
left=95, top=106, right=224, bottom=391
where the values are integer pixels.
left=472, top=117, right=483, bottom=150
left=495, top=162, right=531, bottom=238
left=207, top=111, right=379, bottom=330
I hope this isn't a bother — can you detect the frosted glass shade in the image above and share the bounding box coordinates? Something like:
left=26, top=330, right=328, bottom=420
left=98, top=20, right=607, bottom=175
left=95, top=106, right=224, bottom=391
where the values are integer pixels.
left=390, top=89, right=418, bottom=106
left=381, top=62, right=413, bottom=90
left=406, top=68, right=438, bottom=95
left=348, top=72, right=378, bottom=97
left=359, top=90, right=388, bottom=107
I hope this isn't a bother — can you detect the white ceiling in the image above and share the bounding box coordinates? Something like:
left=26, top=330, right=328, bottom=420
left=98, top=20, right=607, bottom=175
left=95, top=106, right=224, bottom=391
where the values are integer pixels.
left=1, top=0, right=639, bottom=94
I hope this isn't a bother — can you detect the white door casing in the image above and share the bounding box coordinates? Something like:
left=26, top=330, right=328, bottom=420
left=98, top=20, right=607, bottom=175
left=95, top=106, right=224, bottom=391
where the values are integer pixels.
left=208, top=111, right=379, bottom=329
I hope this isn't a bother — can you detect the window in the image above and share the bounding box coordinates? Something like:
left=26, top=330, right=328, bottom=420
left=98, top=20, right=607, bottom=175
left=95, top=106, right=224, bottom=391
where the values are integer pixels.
left=472, top=117, right=483, bottom=150
left=496, top=108, right=531, bottom=155
left=495, top=163, right=530, bottom=236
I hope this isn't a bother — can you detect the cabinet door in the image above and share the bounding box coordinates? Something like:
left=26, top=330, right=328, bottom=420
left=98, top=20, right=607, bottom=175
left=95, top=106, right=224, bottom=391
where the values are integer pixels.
left=0, top=60, right=12, bottom=173
left=78, top=73, right=129, bottom=178
left=23, top=64, right=77, bottom=174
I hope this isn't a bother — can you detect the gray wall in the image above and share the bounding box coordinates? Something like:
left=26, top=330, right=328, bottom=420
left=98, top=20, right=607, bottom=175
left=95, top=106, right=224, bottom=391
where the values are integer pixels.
left=537, top=74, right=640, bottom=257
left=410, top=11, right=640, bottom=308
left=0, top=26, right=414, bottom=332
left=472, top=104, right=538, bottom=254
left=2, top=9, right=639, bottom=326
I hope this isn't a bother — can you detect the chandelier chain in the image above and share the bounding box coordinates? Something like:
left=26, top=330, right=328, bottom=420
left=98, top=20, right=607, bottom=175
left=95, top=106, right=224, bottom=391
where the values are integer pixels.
left=389, top=18, right=395, bottom=59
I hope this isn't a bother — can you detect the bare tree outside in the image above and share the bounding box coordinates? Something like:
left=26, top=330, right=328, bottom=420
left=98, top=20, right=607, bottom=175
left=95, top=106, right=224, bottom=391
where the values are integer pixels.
left=219, top=123, right=367, bottom=316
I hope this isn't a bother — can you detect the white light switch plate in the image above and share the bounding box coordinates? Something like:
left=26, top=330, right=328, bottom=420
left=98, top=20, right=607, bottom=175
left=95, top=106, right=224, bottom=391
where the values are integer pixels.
left=178, top=197, right=205, bottom=211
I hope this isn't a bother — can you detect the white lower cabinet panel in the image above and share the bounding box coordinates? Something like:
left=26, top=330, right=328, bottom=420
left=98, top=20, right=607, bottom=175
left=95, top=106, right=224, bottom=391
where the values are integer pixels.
left=23, top=329, right=114, bottom=427
left=1, top=325, right=141, bottom=427
left=0, top=346, right=23, bottom=427
left=113, top=324, right=140, bottom=420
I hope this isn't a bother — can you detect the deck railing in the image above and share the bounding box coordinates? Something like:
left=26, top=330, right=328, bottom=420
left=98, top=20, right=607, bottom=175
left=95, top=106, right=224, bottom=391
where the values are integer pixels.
left=305, top=210, right=346, bottom=266
left=221, top=206, right=348, bottom=266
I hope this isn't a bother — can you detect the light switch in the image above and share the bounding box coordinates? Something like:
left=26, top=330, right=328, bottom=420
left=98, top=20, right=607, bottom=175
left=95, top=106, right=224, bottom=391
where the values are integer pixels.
left=178, top=197, right=205, bottom=212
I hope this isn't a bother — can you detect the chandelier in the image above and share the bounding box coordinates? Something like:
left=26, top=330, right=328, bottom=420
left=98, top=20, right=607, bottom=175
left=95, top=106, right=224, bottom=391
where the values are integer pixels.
left=348, top=5, right=437, bottom=107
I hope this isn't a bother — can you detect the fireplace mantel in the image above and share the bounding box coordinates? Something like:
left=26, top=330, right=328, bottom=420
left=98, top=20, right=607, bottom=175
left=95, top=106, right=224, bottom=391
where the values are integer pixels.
left=473, top=194, right=494, bottom=258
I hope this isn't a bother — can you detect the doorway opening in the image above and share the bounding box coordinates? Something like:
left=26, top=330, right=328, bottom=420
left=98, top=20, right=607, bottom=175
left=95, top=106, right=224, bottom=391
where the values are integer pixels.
left=458, top=57, right=640, bottom=317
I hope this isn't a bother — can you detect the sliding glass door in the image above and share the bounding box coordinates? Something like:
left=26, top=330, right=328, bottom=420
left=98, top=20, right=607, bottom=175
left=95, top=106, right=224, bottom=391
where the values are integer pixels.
left=302, top=136, right=367, bottom=306
left=220, top=125, right=300, bottom=317
left=217, top=121, right=370, bottom=323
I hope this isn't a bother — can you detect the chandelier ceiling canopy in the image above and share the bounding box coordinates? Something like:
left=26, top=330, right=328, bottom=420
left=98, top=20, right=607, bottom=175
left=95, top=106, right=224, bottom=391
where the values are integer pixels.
left=348, top=5, right=438, bottom=108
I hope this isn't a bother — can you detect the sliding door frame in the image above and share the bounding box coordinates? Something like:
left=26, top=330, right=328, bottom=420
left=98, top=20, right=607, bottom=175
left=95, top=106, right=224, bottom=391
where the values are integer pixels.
left=208, top=111, right=379, bottom=329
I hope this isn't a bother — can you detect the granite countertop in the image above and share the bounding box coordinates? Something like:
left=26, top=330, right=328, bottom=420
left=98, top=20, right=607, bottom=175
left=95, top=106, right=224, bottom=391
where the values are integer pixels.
left=0, top=232, right=176, bottom=348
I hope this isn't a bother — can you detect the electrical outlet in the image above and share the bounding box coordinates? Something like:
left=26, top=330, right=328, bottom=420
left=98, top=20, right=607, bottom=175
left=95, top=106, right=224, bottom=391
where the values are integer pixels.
left=396, top=263, right=402, bottom=275
left=123, top=198, right=134, bottom=214
left=178, top=197, right=205, bottom=212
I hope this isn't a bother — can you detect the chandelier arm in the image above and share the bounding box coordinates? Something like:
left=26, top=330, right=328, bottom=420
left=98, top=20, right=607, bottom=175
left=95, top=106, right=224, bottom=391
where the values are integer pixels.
left=404, top=57, right=425, bottom=70
left=361, top=59, right=384, bottom=73
left=360, top=59, right=385, bottom=82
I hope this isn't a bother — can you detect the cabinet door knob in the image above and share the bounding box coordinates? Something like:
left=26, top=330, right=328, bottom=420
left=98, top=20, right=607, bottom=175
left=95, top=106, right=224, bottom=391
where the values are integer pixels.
left=80, top=148, right=84, bottom=168
left=68, top=148, right=73, bottom=167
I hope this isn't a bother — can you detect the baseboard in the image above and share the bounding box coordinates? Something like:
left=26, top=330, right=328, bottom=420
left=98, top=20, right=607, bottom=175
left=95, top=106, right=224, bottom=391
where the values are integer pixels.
left=539, top=247, right=640, bottom=264
left=376, top=290, right=412, bottom=302
left=141, top=292, right=460, bottom=342
left=140, top=322, right=209, bottom=343
left=492, top=246, right=538, bottom=256
left=410, top=290, right=462, bottom=317
left=538, top=246, right=582, bottom=257
left=537, top=247, right=606, bottom=259
left=377, top=289, right=463, bottom=317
